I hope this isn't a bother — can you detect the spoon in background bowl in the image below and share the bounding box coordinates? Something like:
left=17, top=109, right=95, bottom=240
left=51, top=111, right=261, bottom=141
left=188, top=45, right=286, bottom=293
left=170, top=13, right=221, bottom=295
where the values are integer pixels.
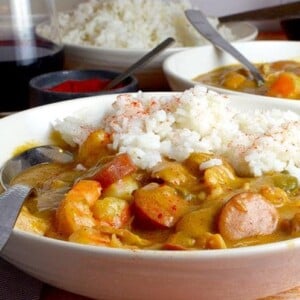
left=185, top=9, right=265, bottom=86
left=0, top=145, right=73, bottom=251
left=104, top=37, right=175, bottom=90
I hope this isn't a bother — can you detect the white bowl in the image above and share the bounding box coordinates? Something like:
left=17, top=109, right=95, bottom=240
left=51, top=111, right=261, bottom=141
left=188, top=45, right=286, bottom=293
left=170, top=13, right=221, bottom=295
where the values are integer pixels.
left=163, top=40, right=300, bottom=96
left=1, top=92, right=300, bottom=300
left=62, top=22, right=257, bottom=91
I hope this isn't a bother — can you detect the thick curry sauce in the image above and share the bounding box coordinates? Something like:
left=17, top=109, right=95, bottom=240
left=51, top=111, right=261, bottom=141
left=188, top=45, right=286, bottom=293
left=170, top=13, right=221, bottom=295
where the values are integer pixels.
left=11, top=129, right=300, bottom=250
left=194, top=60, right=300, bottom=99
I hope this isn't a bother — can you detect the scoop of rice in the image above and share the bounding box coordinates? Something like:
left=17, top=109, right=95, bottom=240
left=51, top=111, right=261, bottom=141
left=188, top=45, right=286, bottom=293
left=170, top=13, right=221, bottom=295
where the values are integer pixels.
left=53, top=86, right=300, bottom=181
left=38, top=0, right=235, bottom=49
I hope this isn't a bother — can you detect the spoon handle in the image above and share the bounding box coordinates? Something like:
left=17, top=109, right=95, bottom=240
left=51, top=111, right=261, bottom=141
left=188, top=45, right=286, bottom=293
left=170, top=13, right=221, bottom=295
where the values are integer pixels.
left=219, top=2, right=300, bottom=23
left=0, top=185, right=32, bottom=251
left=185, top=9, right=264, bottom=86
left=105, top=37, right=175, bottom=90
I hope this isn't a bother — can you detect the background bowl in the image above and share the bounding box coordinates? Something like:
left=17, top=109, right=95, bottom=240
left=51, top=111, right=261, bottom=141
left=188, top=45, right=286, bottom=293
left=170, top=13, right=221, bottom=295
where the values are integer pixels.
left=1, top=92, right=300, bottom=300
left=163, top=40, right=300, bottom=97
left=61, top=22, right=257, bottom=91
left=29, top=69, right=138, bottom=107
left=34, top=0, right=258, bottom=91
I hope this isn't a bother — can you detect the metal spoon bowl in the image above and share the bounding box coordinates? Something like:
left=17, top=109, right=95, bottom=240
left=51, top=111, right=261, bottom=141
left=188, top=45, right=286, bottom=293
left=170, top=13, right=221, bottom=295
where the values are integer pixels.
left=185, top=9, right=265, bottom=86
left=0, top=145, right=73, bottom=190
left=0, top=145, right=73, bottom=251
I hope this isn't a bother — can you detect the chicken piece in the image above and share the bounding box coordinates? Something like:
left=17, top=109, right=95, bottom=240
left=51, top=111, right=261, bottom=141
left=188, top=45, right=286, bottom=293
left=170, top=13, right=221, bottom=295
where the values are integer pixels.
left=77, top=129, right=112, bottom=167
left=92, top=197, right=131, bottom=228
left=69, top=227, right=111, bottom=246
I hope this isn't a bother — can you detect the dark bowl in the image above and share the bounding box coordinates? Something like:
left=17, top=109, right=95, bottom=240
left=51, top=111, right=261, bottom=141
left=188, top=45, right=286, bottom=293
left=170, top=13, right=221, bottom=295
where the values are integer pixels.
left=29, top=69, right=139, bottom=107
left=280, top=17, right=300, bottom=41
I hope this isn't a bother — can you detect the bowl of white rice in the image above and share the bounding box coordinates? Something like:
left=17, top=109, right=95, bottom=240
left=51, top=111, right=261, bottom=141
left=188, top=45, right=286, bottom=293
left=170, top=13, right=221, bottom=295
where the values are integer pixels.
left=37, top=0, right=258, bottom=90
left=2, top=86, right=300, bottom=299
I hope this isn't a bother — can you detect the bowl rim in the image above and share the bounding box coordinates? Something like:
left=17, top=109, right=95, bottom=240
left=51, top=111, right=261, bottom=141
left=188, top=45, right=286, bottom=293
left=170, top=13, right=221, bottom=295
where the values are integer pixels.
left=163, top=40, right=300, bottom=65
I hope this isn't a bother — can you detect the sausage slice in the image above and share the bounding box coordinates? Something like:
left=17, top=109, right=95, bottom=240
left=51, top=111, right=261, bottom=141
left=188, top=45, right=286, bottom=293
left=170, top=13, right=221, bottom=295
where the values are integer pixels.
left=133, top=183, right=187, bottom=228
left=218, top=192, right=279, bottom=241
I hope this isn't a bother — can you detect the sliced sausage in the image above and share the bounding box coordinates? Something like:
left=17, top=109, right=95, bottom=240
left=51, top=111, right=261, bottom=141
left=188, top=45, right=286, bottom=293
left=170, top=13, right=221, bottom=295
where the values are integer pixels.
left=218, top=192, right=279, bottom=241
left=133, top=183, right=188, bottom=228
left=92, top=153, right=137, bottom=188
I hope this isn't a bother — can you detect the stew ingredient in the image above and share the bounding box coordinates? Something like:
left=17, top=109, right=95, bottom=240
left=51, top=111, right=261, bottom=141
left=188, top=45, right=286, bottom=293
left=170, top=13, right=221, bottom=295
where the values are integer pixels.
left=194, top=60, right=300, bottom=99
left=9, top=87, right=300, bottom=250
left=12, top=132, right=300, bottom=251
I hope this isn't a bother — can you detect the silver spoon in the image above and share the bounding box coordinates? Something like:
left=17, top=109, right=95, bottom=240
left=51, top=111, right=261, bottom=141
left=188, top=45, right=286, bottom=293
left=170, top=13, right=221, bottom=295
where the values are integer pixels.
left=0, top=145, right=73, bottom=251
left=185, top=9, right=265, bottom=86
left=104, top=37, right=175, bottom=90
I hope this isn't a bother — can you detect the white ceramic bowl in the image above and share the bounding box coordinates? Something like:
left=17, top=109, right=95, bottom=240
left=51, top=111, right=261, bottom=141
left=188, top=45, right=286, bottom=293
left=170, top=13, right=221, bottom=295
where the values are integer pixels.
left=62, top=22, right=257, bottom=91
left=1, top=92, right=300, bottom=300
left=163, top=40, right=300, bottom=96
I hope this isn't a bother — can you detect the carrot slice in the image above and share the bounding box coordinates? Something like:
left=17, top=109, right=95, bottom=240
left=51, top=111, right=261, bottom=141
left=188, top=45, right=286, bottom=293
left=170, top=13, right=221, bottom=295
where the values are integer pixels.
left=267, top=72, right=297, bottom=98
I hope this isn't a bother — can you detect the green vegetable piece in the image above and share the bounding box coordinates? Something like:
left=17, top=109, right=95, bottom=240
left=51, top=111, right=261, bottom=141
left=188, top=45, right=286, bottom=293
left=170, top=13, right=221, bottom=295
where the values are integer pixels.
left=272, top=173, right=298, bottom=192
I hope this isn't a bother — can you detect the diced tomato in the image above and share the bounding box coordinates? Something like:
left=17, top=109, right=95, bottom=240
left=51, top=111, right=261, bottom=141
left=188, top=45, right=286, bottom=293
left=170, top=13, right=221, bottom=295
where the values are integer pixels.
left=92, top=153, right=137, bottom=188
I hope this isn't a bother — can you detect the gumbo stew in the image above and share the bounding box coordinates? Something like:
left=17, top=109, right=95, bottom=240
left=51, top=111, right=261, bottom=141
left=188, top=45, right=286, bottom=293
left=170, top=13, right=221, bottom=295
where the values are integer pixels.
left=11, top=129, right=300, bottom=250
left=194, top=60, right=300, bottom=99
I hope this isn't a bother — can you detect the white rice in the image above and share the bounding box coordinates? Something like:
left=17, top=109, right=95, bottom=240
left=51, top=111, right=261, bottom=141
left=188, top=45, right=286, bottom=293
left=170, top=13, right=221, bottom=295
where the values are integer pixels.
left=199, top=158, right=223, bottom=171
left=53, top=86, right=300, bottom=181
left=38, top=0, right=235, bottom=49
